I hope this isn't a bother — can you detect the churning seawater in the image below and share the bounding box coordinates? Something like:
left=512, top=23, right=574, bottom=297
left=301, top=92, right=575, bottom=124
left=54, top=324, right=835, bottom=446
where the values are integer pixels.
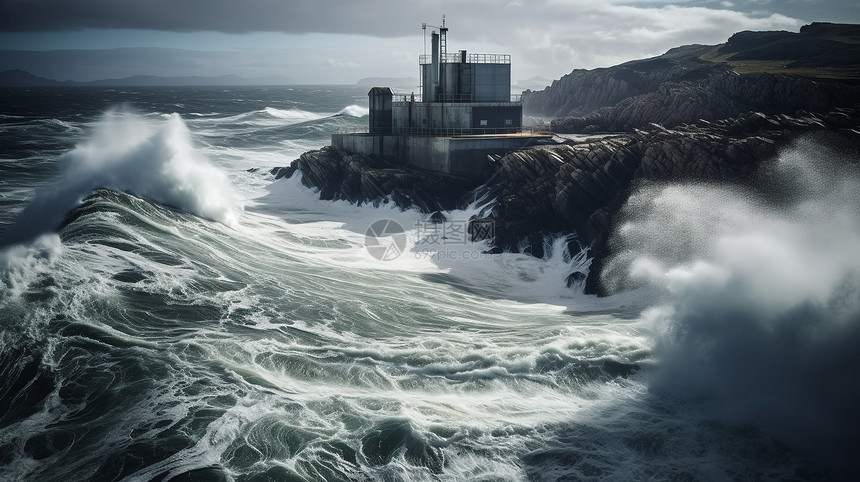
left=1, top=86, right=858, bottom=481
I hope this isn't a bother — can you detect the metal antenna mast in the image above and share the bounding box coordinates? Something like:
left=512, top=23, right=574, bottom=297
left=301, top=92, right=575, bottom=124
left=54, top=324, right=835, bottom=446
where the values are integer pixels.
left=439, top=15, right=447, bottom=58
left=422, top=15, right=448, bottom=58
left=421, top=16, right=448, bottom=102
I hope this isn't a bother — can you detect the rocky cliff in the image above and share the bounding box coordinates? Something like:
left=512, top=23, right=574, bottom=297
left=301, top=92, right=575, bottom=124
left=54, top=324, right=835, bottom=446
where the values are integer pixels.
left=474, top=109, right=859, bottom=293
left=548, top=71, right=860, bottom=134
left=523, top=23, right=860, bottom=134
left=275, top=22, right=860, bottom=295
left=271, top=149, right=476, bottom=213
left=275, top=108, right=860, bottom=294
left=521, top=44, right=723, bottom=119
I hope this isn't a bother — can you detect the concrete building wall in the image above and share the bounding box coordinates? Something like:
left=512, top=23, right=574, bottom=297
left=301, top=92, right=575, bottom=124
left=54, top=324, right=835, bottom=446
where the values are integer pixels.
left=471, top=105, right=522, bottom=130
left=331, top=133, right=399, bottom=159
left=391, top=102, right=521, bottom=134
left=422, top=62, right=510, bottom=102
left=368, top=87, right=393, bottom=134
left=438, top=63, right=474, bottom=102
left=402, top=136, right=451, bottom=173
left=472, top=64, right=510, bottom=102
left=332, top=133, right=552, bottom=180
left=391, top=103, right=411, bottom=133
left=391, top=102, right=473, bottom=133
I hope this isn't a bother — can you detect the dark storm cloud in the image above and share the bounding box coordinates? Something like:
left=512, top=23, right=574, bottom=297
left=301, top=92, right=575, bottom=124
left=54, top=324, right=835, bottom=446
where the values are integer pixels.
left=5, top=0, right=850, bottom=37
left=1, top=48, right=222, bottom=80
left=0, top=0, right=430, bottom=36
left=3, top=0, right=857, bottom=83
left=0, top=47, right=312, bottom=81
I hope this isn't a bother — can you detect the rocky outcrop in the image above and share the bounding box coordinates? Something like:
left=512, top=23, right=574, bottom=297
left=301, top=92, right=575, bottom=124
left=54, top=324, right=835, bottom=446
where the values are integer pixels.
left=548, top=71, right=860, bottom=134
left=522, top=44, right=721, bottom=119
left=275, top=108, right=860, bottom=294
left=276, top=23, right=860, bottom=295
left=272, top=147, right=477, bottom=213
left=524, top=23, right=860, bottom=134
left=473, top=109, right=859, bottom=293
left=725, top=23, right=860, bottom=69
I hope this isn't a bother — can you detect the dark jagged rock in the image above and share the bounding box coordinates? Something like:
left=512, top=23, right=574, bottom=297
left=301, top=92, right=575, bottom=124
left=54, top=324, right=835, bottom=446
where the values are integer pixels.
left=270, top=147, right=477, bottom=213
left=522, top=44, right=721, bottom=119
left=271, top=164, right=297, bottom=180
left=428, top=211, right=447, bottom=224
left=275, top=109, right=859, bottom=295
left=477, top=109, right=859, bottom=294
left=547, top=71, right=860, bottom=134
left=275, top=23, right=860, bottom=296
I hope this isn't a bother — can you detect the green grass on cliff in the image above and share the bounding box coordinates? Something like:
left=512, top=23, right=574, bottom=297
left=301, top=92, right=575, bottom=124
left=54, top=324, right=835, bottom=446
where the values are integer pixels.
left=699, top=23, right=860, bottom=80
left=700, top=46, right=859, bottom=80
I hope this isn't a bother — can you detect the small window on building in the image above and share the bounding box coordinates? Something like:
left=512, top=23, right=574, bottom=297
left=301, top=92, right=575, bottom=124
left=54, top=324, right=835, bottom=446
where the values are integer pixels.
left=480, top=119, right=488, bottom=126
left=422, top=118, right=427, bottom=125
left=505, top=119, right=513, bottom=126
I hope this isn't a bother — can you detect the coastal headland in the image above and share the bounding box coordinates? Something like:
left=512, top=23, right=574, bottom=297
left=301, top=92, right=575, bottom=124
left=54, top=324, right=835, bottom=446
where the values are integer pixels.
left=274, top=23, right=860, bottom=294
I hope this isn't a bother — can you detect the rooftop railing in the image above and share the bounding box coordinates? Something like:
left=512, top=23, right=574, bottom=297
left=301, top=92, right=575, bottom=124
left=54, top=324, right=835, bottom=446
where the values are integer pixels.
left=419, top=53, right=511, bottom=65
left=335, top=125, right=553, bottom=136
left=391, top=93, right=522, bottom=103
left=393, top=126, right=519, bottom=136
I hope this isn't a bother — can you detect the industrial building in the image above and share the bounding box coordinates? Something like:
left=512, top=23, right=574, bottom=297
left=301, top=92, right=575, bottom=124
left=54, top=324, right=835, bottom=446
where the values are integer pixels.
left=332, top=19, right=552, bottom=179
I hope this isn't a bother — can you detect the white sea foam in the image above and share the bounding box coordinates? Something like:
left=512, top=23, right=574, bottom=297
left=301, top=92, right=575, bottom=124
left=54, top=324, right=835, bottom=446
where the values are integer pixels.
left=4, top=87, right=834, bottom=480
left=336, top=105, right=370, bottom=117
left=0, top=108, right=242, bottom=247
left=609, top=135, right=860, bottom=476
left=252, top=174, right=615, bottom=311
left=263, top=106, right=324, bottom=122
left=43, top=118, right=83, bottom=133
left=0, top=234, right=63, bottom=300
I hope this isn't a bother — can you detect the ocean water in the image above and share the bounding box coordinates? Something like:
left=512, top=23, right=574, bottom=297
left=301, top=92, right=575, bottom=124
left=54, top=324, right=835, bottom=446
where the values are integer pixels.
left=1, top=86, right=858, bottom=481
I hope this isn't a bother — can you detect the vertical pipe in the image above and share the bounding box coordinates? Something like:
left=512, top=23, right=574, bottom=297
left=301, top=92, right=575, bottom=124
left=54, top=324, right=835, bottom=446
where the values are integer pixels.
left=431, top=31, right=439, bottom=103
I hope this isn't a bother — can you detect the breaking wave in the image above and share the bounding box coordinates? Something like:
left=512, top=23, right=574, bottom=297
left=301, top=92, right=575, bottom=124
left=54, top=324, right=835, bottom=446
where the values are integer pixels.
left=0, top=108, right=241, bottom=247
left=336, top=105, right=370, bottom=117
left=262, top=106, right=325, bottom=122
left=605, top=135, right=860, bottom=476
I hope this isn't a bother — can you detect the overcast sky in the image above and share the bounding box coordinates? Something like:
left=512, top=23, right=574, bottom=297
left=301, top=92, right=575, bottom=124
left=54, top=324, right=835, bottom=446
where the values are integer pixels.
left=1, top=0, right=858, bottom=85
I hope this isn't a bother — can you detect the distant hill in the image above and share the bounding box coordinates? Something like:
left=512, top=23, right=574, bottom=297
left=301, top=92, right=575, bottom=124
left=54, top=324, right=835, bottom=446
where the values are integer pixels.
left=0, top=70, right=294, bottom=87
left=701, top=22, right=860, bottom=78
left=523, top=22, right=860, bottom=132
left=86, top=74, right=246, bottom=87
left=514, top=76, right=552, bottom=91
left=0, top=69, right=67, bottom=87
left=356, top=77, right=419, bottom=89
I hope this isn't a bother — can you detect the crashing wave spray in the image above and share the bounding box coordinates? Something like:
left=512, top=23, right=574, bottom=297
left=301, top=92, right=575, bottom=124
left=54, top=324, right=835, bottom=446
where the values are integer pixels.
left=0, top=108, right=241, bottom=247
left=604, top=134, right=860, bottom=477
